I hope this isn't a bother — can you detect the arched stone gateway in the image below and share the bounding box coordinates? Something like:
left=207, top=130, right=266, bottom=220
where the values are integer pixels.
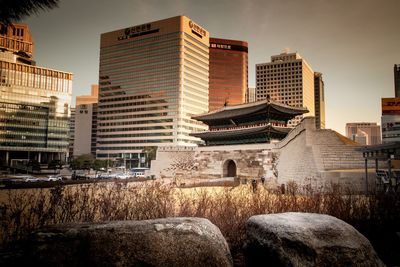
left=223, top=160, right=237, bottom=177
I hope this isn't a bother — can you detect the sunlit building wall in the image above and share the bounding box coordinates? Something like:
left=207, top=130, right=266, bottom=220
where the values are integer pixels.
left=97, top=16, right=208, bottom=164
left=256, top=52, right=315, bottom=127
left=209, top=38, right=248, bottom=111
left=0, top=24, right=72, bottom=166
left=247, top=87, right=255, bottom=103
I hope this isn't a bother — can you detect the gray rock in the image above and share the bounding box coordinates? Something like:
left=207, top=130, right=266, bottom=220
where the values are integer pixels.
left=26, top=217, right=233, bottom=267
left=243, top=212, right=385, bottom=267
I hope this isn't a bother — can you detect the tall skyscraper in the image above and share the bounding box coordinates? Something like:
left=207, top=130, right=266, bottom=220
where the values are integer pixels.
left=0, top=23, right=72, bottom=166
left=73, top=85, right=98, bottom=157
left=209, top=38, right=248, bottom=111
left=345, top=122, right=381, bottom=145
left=255, top=52, right=315, bottom=127
left=314, top=72, right=325, bottom=129
left=395, top=64, right=400, bottom=97
left=97, top=16, right=208, bottom=165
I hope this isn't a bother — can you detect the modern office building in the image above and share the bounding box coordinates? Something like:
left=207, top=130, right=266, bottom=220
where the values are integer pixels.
left=73, top=85, right=98, bottom=157
left=247, top=87, right=255, bottom=103
left=345, top=122, right=381, bottom=145
left=395, top=64, right=400, bottom=97
left=97, top=16, right=209, bottom=165
left=208, top=38, right=248, bottom=111
left=68, top=107, right=75, bottom=159
left=255, top=52, right=315, bottom=127
left=0, top=23, right=72, bottom=167
left=314, top=72, right=325, bottom=129
left=381, top=97, right=400, bottom=143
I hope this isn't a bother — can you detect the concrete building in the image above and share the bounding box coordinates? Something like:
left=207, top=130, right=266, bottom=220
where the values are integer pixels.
left=73, top=85, right=98, bottom=157
left=0, top=23, right=72, bottom=167
left=395, top=64, right=400, bottom=97
left=97, top=16, right=209, bottom=166
left=314, top=72, right=325, bottom=129
left=381, top=97, right=400, bottom=143
left=345, top=123, right=381, bottom=145
left=255, top=52, right=315, bottom=127
left=209, top=38, right=248, bottom=111
left=247, top=87, right=255, bottom=103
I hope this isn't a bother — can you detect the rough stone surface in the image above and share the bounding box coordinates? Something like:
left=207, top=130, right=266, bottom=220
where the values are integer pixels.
left=243, top=212, right=385, bottom=267
left=24, top=217, right=233, bottom=267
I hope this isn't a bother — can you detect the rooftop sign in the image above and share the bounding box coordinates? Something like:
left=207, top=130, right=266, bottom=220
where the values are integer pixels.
left=189, top=20, right=206, bottom=38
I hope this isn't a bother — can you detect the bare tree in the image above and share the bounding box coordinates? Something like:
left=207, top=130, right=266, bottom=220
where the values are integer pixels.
left=0, top=0, right=59, bottom=24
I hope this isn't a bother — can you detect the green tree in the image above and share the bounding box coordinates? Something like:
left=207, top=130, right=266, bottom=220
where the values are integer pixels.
left=27, top=159, right=41, bottom=173
left=142, top=146, right=157, bottom=168
left=0, top=0, right=59, bottom=24
left=70, top=154, right=94, bottom=171
left=48, top=159, right=62, bottom=174
left=92, top=159, right=107, bottom=177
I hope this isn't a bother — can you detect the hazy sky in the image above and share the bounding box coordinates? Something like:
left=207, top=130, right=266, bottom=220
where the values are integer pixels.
left=23, top=0, right=400, bottom=134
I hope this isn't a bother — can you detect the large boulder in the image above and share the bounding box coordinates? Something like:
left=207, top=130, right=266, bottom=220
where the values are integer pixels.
left=23, top=217, right=233, bottom=267
left=243, top=212, right=385, bottom=267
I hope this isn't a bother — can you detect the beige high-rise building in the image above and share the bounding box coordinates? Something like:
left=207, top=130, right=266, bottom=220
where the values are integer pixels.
left=97, top=16, right=208, bottom=166
left=345, top=122, right=381, bottom=145
left=73, top=85, right=98, bottom=157
left=256, top=52, right=315, bottom=127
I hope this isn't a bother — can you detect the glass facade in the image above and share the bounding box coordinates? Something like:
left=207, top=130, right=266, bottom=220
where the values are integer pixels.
left=0, top=61, right=72, bottom=166
left=0, top=61, right=72, bottom=151
left=0, top=23, right=72, bottom=166
left=209, top=38, right=248, bottom=111
left=97, top=16, right=208, bottom=160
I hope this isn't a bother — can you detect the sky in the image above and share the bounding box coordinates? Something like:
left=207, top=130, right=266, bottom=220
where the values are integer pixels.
left=23, top=0, right=400, bottom=135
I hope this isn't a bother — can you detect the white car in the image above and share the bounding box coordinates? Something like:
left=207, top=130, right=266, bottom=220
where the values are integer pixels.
left=47, top=175, right=62, bottom=181
left=25, top=177, right=39, bottom=182
left=116, top=173, right=130, bottom=179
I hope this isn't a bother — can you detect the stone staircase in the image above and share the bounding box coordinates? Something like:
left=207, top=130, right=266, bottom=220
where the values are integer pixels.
left=310, top=130, right=368, bottom=170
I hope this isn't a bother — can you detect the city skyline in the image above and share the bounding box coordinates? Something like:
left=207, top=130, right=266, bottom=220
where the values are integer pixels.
left=22, top=0, right=400, bottom=135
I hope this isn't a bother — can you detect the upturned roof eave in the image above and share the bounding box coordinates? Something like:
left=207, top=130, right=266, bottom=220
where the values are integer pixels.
left=192, top=100, right=308, bottom=122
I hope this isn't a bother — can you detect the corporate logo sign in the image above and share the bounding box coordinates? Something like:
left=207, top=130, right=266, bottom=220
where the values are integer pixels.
left=189, top=20, right=206, bottom=38
left=118, top=23, right=159, bottom=41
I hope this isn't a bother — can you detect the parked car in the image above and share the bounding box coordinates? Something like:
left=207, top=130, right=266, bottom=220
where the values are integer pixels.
left=24, top=177, right=39, bottom=182
left=115, top=173, right=130, bottom=179
left=47, top=175, right=63, bottom=182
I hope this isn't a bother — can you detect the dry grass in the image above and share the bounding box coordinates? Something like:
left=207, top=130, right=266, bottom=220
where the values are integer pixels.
left=0, top=181, right=399, bottom=266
